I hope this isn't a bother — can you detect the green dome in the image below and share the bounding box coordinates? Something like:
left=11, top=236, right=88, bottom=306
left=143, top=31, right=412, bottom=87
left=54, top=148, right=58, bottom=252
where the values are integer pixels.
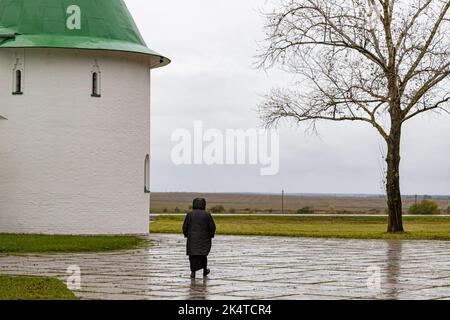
left=0, top=0, right=170, bottom=68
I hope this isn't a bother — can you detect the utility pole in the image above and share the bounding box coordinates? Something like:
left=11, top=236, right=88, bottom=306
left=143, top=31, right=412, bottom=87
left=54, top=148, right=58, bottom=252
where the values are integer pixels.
left=282, top=190, right=285, bottom=214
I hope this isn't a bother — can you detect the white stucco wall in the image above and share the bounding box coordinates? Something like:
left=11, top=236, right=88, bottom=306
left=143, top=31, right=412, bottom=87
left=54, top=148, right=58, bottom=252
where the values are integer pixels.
left=0, top=48, right=151, bottom=235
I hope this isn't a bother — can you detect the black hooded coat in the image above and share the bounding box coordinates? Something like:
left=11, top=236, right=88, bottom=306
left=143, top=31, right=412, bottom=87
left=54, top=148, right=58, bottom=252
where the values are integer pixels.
left=183, top=209, right=216, bottom=256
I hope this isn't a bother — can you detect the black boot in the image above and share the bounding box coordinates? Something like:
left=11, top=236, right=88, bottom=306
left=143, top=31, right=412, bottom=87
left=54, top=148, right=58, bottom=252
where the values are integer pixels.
left=203, top=269, right=210, bottom=277
left=191, top=272, right=196, bottom=279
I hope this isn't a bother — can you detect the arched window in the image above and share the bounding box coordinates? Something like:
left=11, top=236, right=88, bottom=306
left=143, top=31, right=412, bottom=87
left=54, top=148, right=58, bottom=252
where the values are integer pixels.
left=15, top=70, right=22, bottom=93
left=12, top=58, right=24, bottom=95
left=91, top=72, right=101, bottom=97
left=144, top=154, right=150, bottom=193
left=91, top=60, right=101, bottom=97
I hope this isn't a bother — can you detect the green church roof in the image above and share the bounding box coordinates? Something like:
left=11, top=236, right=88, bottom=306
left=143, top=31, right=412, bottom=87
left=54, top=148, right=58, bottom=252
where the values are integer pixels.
left=0, top=0, right=170, bottom=68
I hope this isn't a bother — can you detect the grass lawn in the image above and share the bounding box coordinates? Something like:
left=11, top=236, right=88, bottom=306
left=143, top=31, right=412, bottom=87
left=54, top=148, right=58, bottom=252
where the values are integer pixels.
left=151, top=215, right=450, bottom=241
left=0, top=234, right=145, bottom=254
left=0, top=275, right=78, bottom=300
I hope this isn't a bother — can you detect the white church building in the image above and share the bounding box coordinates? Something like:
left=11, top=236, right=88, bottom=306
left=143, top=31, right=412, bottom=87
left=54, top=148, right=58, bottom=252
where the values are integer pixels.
left=0, top=0, right=170, bottom=235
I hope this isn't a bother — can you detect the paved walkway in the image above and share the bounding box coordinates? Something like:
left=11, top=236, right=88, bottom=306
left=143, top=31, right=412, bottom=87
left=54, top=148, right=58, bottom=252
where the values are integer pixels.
left=1, top=234, right=449, bottom=300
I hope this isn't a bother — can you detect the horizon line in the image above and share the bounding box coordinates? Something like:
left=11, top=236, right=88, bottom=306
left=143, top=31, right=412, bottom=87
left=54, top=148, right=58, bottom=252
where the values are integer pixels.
left=150, top=191, right=450, bottom=198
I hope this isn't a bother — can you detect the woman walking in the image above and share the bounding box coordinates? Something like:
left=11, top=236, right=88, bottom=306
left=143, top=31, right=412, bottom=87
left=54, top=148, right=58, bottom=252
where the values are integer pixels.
left=183, top=198, right=216, bottom=278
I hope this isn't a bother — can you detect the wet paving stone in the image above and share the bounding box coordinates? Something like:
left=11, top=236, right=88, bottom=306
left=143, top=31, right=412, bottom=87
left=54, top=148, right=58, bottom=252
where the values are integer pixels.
left=0, top=234, right=449, bottom=300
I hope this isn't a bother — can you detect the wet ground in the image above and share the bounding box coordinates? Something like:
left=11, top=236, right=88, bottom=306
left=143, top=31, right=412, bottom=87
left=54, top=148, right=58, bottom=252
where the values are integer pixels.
left=0, top=234, right=449, bottom=300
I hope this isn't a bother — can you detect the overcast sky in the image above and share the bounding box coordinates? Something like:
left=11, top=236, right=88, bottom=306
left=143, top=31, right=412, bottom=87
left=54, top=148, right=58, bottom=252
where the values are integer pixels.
left=125, top=0, right=450, bottom=195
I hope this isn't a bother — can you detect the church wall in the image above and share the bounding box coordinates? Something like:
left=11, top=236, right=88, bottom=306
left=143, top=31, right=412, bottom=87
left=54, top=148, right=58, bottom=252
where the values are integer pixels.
left=0, top=48, right=151, bottom=235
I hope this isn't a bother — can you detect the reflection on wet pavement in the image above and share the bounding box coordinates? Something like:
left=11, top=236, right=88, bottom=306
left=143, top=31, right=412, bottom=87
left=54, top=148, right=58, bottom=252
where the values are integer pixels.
left=385, top=241, right=402, bottom=299
left=188, top=278, right=209, bottom=300
left=0, top=234, right=449, bottom=300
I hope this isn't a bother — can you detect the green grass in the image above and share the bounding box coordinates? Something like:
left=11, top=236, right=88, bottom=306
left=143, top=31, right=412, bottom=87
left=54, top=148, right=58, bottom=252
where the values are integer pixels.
left=151, top=215, right=450, bottom=241
left=0, top=275, right=79, bottom=300
left=0, top=234, right=145, bottom=254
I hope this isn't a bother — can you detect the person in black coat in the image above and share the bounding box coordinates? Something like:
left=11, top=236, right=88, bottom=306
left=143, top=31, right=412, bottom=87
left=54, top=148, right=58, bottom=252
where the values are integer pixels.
left=183, top=198, right=216, bottom=278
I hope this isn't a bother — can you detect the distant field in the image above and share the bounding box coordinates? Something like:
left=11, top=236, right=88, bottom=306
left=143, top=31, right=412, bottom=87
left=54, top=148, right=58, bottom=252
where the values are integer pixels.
left=150, top=192, right=450, bottom=214
left=151, top=215, right=450, bottom=241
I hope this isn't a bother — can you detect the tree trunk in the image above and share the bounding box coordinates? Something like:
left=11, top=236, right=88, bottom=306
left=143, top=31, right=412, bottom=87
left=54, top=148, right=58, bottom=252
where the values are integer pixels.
left=386, top=123, right=404, bottom=233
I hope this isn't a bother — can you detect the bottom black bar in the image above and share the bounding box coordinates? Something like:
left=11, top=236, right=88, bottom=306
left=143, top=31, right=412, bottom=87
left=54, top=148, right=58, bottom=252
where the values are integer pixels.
left=0, top=300, right=444, bottom=319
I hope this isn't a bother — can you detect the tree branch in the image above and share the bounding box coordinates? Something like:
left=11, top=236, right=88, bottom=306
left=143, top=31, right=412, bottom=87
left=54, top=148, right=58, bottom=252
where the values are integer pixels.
left=403, top=96, right=450, bottom=122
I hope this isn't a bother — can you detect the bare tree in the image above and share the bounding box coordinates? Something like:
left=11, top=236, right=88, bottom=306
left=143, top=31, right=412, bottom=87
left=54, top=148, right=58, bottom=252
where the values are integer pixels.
left=256, top=0, right=450, bottom=232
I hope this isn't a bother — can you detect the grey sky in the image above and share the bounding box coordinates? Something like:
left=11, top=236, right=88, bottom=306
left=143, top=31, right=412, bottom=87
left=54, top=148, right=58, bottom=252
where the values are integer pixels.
left=125, top=0, right=450, bottom=195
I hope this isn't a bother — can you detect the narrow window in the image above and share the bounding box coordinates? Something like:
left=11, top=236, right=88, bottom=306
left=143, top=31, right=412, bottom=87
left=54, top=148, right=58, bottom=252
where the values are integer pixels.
left=13, top=69, right=23, bottom=95
left=91, top=72, right=101, bottom=97
left=144, top=155, right=150, bottom=193
left=16, top=70, right=22, bottom=92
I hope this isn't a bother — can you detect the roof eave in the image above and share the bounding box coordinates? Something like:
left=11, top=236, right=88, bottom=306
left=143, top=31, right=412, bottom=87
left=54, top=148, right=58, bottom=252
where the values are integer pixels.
left=0, top=34, right=171, bottom=69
